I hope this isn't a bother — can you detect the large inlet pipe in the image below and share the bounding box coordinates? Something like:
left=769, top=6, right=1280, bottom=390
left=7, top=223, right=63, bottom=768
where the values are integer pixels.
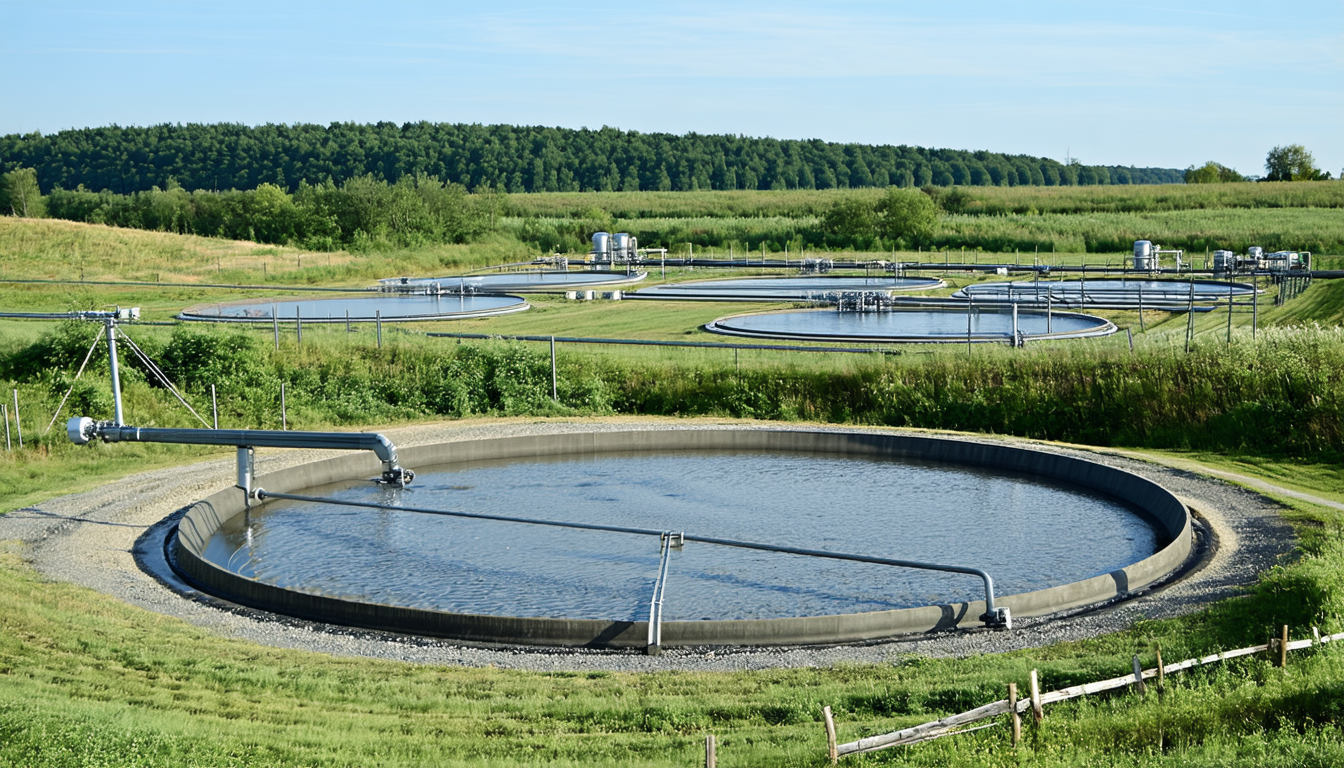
left=66, top=419, right=412, bottom=486
left=254, top=489, right=1009, bottom=629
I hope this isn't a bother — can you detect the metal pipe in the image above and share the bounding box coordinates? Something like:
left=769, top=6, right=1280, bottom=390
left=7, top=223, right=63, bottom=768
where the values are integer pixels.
left=210, top=384, right=218, bottom=429
left=646, top=533, right=675, bottom=655
left=105, top=318, right=125, bottom=425
left=255, top=489, right=1007, bottom=627
left=67, top=419, right=411, bottom=485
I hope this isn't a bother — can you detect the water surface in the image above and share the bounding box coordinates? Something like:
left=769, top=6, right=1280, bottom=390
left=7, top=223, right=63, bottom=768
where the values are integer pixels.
left=207, top=451, right=1160, bottom=621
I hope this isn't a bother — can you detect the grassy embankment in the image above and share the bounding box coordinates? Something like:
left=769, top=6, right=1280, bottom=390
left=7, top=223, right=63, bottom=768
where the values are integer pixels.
left=2, top=212, right=1344, bottom=765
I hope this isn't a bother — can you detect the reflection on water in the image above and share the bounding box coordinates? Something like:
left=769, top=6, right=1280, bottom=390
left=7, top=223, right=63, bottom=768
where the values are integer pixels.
left=715, top=309, right=1107, bottom=338
left=206, top=451, right=1159, bottom=621
left=185, top=294, right=525, bottom=321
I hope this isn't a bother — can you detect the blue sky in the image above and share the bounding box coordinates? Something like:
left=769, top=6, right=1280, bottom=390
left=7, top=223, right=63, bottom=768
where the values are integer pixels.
left=4, top=1, right=1341, bottom=177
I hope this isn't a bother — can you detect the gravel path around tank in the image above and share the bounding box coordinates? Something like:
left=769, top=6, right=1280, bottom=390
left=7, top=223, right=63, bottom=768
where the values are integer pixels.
left=2, top=417, right=1297, bottom=672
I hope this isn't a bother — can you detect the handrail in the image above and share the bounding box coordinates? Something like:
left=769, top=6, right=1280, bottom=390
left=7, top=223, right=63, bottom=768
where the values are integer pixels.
left=253, top=489, right=1010, bottom=629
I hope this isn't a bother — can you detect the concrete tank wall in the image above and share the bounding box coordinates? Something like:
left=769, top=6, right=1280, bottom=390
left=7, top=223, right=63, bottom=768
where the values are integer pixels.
left=173, top=428, right=1192, bottom=648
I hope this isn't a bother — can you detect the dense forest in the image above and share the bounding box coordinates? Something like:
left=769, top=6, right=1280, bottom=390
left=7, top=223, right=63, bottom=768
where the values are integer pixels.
left=0, top=122, right=1182, bottom=196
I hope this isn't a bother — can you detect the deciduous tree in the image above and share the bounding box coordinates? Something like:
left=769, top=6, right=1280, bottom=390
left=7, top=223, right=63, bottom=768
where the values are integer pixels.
left=1265, top=145, right=1324, bottom=181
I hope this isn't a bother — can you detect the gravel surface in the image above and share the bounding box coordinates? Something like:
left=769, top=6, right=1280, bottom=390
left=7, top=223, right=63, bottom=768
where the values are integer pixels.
left=2, top=417, right=1297, bottom=672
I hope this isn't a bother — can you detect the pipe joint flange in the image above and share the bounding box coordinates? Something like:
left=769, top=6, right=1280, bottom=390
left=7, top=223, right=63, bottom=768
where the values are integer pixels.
left=981, top=607, right=1012, bottom=630
left=377, top=466, right=415, bottom=487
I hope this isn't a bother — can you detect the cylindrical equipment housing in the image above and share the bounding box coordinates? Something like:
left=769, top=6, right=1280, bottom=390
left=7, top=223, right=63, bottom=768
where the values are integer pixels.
left=1212, top=250, right=1235, bottom=274
left=591, top=232, right=610, bottom=260
left=612, top=233, right=630, bottom=260
left=1133, top=240, right=1153, bottom=270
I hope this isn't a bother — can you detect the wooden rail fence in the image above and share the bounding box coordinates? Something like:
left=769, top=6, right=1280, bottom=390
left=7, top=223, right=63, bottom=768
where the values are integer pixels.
left=822, top=625, right=1341, bottom=761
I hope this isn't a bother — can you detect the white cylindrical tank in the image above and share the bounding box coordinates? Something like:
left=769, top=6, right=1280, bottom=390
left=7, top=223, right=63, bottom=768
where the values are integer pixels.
left=1133, top=240, right=1153, bottom=270
left=592, top=232, right=610, bottom=259
left=612, top=232, right=630, bottom=260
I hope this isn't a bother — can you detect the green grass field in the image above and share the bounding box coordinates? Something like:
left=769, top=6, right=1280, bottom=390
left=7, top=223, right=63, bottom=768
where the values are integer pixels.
left=501, top=181, right=1344, bottom=219
left=3, top=216, right=1344, bottom=766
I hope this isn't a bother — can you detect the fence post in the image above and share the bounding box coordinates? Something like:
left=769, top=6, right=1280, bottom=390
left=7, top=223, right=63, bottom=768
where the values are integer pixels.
left=1007, top=683, right=1020, bottom=746
left=273, top=306, right=279, bottom=350
left=550, top=336, right=558, bottom=402
left=210, top=384, right=219, bottom=429
left=1132, top=655, right=1146, bottom=695
left=376, top=310, right=383, bottom=349
left=823, top=705, right=838, bottom=764
left=1029, top=669, right=1043, bottom=723
left=705, top=734, right=716, bottom=768
left=1280, top=625, right=1289, bottom=668
left=2, top=404, right=10, bottom=452
left=1155, top=644, right=1165, bottom=694
left=280, top=383, right=287, bottom=431
left=12, top=389, right=22, bottom=448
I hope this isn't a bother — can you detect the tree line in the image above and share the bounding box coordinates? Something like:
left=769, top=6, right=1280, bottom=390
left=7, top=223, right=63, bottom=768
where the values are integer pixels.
left=0, top=122, right=1182, bottom=197
left=1184, top=144, right=1332, bottom=184
left=33, top=174, right=499, bottom=250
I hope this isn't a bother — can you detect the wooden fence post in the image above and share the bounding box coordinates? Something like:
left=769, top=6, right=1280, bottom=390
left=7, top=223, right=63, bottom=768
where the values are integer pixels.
left=823, top=706, right=838, bottom=764
left=1132, top=655, right=1146, bottom=695
left=1007, top=684, right=1020, bottom=747
left=1155, top=644, right=1165, bottom=695
left=705, top=734, right=716, bottom=768
left=1281, top=625, right=1290, bottom=668
left=1029, top=669, right=1043, bottom=723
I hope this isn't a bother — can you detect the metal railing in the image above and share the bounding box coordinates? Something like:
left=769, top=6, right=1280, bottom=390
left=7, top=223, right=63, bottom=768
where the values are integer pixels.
left=251, top=489, right=1010, bottom=653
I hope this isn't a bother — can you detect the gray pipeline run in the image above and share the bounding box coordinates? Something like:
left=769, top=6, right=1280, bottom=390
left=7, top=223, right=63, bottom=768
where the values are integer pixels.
left=170, top=428, right=1193, bottom=649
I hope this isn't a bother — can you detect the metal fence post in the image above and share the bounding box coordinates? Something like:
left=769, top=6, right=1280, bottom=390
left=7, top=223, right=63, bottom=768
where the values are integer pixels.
left=550, top=336, right=558, bottom=402
left=210, top=384, right=219, bottom=430
left=280, top=383, right=287, bottom=430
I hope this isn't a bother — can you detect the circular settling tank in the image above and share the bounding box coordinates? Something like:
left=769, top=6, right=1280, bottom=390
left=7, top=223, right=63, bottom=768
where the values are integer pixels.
left=955, top=278, right=1258, bottom=309
left=632, top=275, right=944, bottom=301
left=379, top=270, right=646, bottom=294
left=171, top=430, right=1191, bottom=648
left=706, top=307, right=1116, bottom=343
left=179, top=294, right=528, bottom=323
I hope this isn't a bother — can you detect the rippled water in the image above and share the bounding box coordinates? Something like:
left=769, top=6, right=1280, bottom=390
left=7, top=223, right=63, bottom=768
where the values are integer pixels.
left=384, top=271, right=642, bottom=292
left=712, top=308, right=1108, bottom=340
left=957, top=279, right=1257, bottom=304
left=182, top=294, right=525, bottom=322
left=635, top=276, right=942, bottom=299
left=206, top=452, right=1161, bottom=621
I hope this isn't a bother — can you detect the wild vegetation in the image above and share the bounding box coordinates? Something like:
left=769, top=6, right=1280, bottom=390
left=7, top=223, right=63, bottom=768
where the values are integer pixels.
left=9, top=177, right=1339, bottom=256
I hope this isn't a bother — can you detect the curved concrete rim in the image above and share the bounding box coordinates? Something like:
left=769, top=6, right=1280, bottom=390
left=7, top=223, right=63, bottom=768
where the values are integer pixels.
left=172, top=428, right=1191, bottom=649
left=177, top=295, right=530, bottom=324
left=704, top=308, right=1119, bottom=344
left=376, top=270, right=648, bottom=294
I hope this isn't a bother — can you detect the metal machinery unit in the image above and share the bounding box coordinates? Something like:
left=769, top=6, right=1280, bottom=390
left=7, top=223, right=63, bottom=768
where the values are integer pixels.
left=800, top=258, right=834, bottom=274
left=590, top=231, right=642, bottom=266
left=1133, top=240, right=1185, bottom=272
